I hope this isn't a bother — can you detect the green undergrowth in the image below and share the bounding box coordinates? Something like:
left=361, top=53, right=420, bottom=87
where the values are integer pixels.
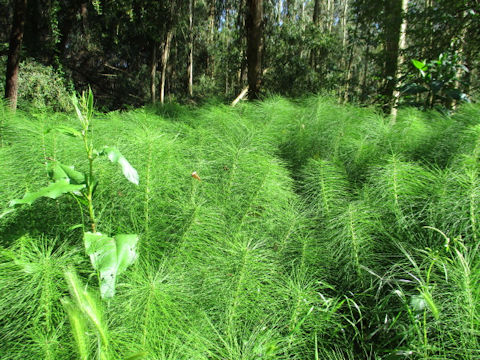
left=1, top=96, right=480, bottom=359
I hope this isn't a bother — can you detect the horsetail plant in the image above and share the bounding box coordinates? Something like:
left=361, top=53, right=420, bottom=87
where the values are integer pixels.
left=7, top=89, right=139, bottom=298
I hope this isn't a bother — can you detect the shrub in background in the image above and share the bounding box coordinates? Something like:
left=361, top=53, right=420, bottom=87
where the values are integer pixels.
left=0, top=57, right=72, bottom=112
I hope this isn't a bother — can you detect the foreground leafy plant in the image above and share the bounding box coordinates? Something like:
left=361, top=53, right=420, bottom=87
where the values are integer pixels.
left=402, top=52, right=470, bottom=111
left=8, top=89, right=139, bottom=298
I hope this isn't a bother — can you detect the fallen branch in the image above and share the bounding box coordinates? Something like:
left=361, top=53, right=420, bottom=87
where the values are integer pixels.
left=231, top=86, right=249, bottom=107
left=231, top=68, right=269, bottom=107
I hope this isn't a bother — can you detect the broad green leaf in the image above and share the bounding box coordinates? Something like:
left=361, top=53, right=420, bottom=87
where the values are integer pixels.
left=87, top=88, right=94, bottom=121
left=47, top=162, right=86, bottom=184
left=115, top=234, right=139, bottom=274
left=9, top=180, right=85, bottom=207
left=84, top=232, right=138, bottom=298
left=72, top=94, right=85, bottom=126
left=412, top=59, right=426, bottom=70
left=100, top=146, right=139, bottom=185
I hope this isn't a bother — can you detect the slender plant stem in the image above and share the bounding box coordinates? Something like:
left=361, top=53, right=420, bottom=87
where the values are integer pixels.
left=82, top=118, right=97, bottom=232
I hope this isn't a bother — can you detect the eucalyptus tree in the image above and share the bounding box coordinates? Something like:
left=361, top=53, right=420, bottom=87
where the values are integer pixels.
left=4, top=0, right=26, bottom=110
left=246, top=0, right=263, bottom=99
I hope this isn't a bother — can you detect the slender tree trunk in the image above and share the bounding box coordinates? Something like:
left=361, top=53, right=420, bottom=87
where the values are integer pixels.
left=160, top=30, right=173, bottom=104
left=150, top=43, right=157, bottom=103
left=207, top=0, right=215, bottom=77
left=80, top=2, right=88, bottom=34
left=310, top=0, right=321, bottom=68
left=5, top=0, right=27, bottom=110
left=313, top=0, right=321, bottom=26
left=343, top=18, right=358, bottom=103
left=168, top=37, right=177, bottom=99
left=236, top=0, right=247, bottom=93
left=240, top=50, right=247, bottom=86
left=391, top=0, right=409, bottom=122
left=224, top=7, right=230, bottom=96
left=276, top=0, right=281, bottom=23
left=382, top=0, right=403, bottom=114
left=342, top=0, right=349, bottom=48
left=246, top=0, right=263, bottom=100
left=452, top=10, right=468, bottom=110
left=187, top=0, right=194, bottom=97
left=327, top=0, right=333, bottom=32
left=360, top=43, right=370, bottom=103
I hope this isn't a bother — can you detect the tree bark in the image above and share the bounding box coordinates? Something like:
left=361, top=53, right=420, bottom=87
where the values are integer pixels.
left=313, top=0, right=321, bottom=26
left=342, top=0, right=349, bottom=48
left=160, top=30, right=173, bottom=104
left=390, top=0, right=409, bottom=122
left=5, top=0, right=27, bottom=110
left=327, top=0, right=333, bottom=32
left=246, top=0, right=263, bottom=100
left=150, top=43, right=157, bottom=103
left=382, top=0, right=403, bottom=114
left=187, top=0, right=194, bottom=97
left=360, top=43, right=370, bottom=103
left=80, top=2, right=88, bottom=34
left=310, top=0, right=322, bottom=68
left=343, top=18, right=358, bottom=103
left=206, top=0, right=215, bottom=77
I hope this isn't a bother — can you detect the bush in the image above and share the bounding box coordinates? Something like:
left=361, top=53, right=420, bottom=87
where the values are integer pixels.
left=0, top=57, right=72, bottom=112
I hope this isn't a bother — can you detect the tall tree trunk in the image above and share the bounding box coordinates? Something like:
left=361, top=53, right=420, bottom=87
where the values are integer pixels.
left=160, top=30, right=173, bottom=104
left=342, top=0, right=349, bottom=48
left=5, top=0, right=27, bottom=110
left=276, top=0, right=282, bottom=23
left=236, top=0, right=247, bottom=93
left=327, top=0, right=333, bottom=32
left=246, top=0, right=263, bottom=100
left=150, top=43, right=157, bottom=103
left=80, top=2, right=88, bottom=34
left=310, top=0, right=321, bottom=68
left=360, top=43, right=370, bottom=103
left=313, top=0, right=321, bottom=26
left=206, top=0, right=215, bottom=77
left=343, top=18, right=358, bottom=103
left=168, top=37, right=177, bottom=98
left=187, top=0, right=194, bottom=97
left=160, top=0, right=177, bottom=105
left=382, top=0, right=403, bottom=114
left=224, top=7, right=230, bottom=96
left=452, top=9, right=470, bottom=110
left=391, top=0, right=409, bottom=122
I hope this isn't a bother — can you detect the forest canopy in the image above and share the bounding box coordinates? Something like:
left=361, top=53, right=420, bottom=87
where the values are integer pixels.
left=1, top=0, right=479, bottom=111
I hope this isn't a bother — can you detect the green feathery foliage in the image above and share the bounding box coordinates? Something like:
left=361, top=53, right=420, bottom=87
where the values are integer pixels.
left=0, top=236, right=84, bottom=359
left=1, top=97, right=480, bottom=359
